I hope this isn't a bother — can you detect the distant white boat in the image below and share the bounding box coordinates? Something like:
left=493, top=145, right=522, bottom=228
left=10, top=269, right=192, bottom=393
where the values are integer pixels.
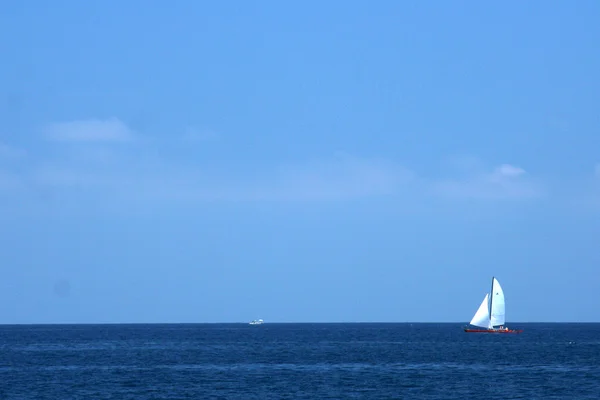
left=249, top=319, right=264, bottom=325
left=464, top=277, right=522, bottom=334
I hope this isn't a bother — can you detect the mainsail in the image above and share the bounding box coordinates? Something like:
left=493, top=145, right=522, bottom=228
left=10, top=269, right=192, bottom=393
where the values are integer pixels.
left=490, top=277, right=505, bottom=327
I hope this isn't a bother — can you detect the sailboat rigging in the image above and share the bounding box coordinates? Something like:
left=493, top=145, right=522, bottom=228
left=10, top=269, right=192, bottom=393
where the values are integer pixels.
left=464, top=277, right=522, bottom=334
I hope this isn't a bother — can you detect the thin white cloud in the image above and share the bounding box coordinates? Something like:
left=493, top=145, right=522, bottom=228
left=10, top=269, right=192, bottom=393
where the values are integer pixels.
left=492, top=164, right=525, bottom=179
left=31, top=166, right=107, bottom=188
left=0, top=143, right=26, bottom=159
left=242, top=154, right=414, bottom=201
left=22, top=118, right=417, bottom=202
left=559, top=165, right=600, bottom=211
left=44, top=118, right=134, bottom=142
left=28, top=151, right=414, bottom=203
left=585, top=164, right=600, bottom=208
left=0, top=170, right=24, bottom=191
left=182, top=127, right=218, bottom=142
left=432, top=163, right=540, bottom=200
left=0, top=118, right=549, bottom=208
left=1, top=150, right=540, bottom=206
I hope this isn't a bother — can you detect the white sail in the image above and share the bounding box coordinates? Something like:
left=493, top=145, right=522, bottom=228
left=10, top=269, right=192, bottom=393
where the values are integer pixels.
left=490, top=278, right=505, bottom=326
left=470, top=293, right=491, bottom=328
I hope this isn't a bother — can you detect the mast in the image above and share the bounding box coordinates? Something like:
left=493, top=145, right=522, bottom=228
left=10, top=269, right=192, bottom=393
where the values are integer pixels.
left=489, top=276, right=494, bottom=321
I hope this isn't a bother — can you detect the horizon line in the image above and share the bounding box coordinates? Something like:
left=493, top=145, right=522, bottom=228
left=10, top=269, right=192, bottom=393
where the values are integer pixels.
left=1, top=321, right=599, bottom=326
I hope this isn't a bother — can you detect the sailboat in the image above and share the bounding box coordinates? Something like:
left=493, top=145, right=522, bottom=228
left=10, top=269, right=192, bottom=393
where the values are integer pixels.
left=464, top=277, right=522, bottom=334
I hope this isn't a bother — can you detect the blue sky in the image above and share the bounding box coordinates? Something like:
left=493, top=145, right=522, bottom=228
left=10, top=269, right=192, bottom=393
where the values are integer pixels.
left=1, top=1, right=599, bottom=324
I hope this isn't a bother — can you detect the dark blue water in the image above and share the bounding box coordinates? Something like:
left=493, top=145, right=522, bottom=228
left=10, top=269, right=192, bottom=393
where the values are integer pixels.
left=1, top=323, right=599, bottom=399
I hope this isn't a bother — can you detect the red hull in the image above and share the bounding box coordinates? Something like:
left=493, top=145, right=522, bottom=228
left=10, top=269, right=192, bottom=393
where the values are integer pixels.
left=464, top=328, right=522, bottom=334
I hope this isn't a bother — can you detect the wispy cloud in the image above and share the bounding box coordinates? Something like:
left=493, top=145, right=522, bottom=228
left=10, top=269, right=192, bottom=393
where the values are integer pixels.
left=569, top=165, right=600, bottom=211
left=0, top=170, right=23, bottom=191
left=182, top=127, right=218, bottom=142
left=0, top=118, right=551, bottom=210
left=243, top=154, right=414, bottom=201
left=432, top=163, right=541, bottom=200
left=25, top=151, right=413, bottom=203
left=0, top=142, right=26, bottom=159
left=0, top=143, right=26, bottom=193
left=43, top=117, right=134, bottom=142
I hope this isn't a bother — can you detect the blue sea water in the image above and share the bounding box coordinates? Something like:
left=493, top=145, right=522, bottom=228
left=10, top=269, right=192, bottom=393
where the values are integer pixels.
left=1, top=323, right=599, bottom=399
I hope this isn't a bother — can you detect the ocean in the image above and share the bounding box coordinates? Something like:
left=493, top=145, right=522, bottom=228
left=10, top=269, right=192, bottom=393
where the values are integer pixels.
left=1, top=323, right=599, bottom=399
